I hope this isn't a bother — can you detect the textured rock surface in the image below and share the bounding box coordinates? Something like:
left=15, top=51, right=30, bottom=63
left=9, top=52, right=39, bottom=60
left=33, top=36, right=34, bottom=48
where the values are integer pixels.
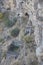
left=0, top=0, right=43, bottom=65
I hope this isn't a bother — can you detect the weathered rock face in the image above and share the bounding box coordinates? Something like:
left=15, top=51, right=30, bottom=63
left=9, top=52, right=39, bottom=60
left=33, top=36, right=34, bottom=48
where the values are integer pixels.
left=0, top=0, right=43, bottom=65
left=2, top=0, right=16, bottom=12
left=34, top=0, right=43, bottom=64
left=38, top=0, right=43, bottom=7
left=34, top=0, right=43, bottom=21
left=0, top=0, right=35, bottom=65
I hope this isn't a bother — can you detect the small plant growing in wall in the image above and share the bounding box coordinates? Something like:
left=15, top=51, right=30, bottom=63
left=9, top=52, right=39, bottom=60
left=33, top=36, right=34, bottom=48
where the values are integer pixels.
left=23, top=35, right=34, bottom=43
left=8, top=44, right=19, bottom=52
left=11, top=28, right=20, bottom=37
left=13, top=17, right=17, bottom=24
left=0, top=12, right=4, bottom=19
left=0, top=38, right=4, bottom=43
left=3, top=12, right=17, bottom=27
left=4, top=19, right=14, bottom=27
